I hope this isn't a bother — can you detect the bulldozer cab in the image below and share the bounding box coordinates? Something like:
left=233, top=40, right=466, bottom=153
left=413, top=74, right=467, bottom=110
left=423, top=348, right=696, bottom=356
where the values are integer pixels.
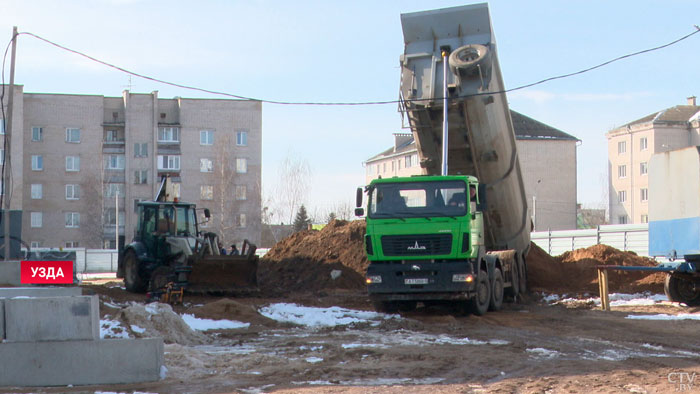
left=137, top=202, right=199, bottom=258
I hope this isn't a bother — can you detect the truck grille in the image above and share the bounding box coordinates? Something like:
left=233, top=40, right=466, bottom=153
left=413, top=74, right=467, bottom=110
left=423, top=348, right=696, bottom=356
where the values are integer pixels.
left=380, top=234, right=452, bottom=256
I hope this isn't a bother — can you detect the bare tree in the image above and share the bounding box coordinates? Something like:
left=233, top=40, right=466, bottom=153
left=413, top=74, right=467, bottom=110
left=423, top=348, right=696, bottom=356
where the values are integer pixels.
left=80, top=171, right=105, bottom=249
left=274, top=153, right=312, bottom=225
left=211, top=133, right=238, bottom=245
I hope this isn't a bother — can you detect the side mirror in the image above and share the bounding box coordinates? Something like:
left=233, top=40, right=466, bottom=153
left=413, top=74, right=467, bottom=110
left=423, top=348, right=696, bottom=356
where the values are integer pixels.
left=477, top=184, right=487, bottom=211
left=203, top=208, right=211, bottom=219
left=355, top=187, right=363, bottom=208
left=355, top=208, right=365, bottom=217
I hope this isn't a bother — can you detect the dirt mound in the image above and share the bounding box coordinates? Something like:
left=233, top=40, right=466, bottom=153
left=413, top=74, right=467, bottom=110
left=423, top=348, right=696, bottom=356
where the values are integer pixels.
left=259, top=220, right=368, bottom=294
left=527, top=243, right=665, bottom=294
left=116, top=302, right=210, bottom=345
left=190, top=298, right=277, bottom=327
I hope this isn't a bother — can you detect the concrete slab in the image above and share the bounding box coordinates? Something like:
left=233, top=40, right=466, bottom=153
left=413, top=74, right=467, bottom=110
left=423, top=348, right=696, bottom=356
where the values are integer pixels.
left=0, top=337, right=164, bottom=386
left=0, top=260, right=21, bottom=286
left=0, top=299, right=3, bottom=339
left=0, top=287, right=82, bottom=298
left=4, top=295, right=99, bottom=342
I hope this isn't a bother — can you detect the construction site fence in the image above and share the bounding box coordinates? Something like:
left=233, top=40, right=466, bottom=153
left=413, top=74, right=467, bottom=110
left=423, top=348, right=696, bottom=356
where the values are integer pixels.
left=531, top=224, right=649, bottom=257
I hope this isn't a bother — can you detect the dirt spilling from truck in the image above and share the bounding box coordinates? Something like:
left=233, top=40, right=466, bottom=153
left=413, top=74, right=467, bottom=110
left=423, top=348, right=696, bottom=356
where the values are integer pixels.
left=259, top=220, right=665, bottom=295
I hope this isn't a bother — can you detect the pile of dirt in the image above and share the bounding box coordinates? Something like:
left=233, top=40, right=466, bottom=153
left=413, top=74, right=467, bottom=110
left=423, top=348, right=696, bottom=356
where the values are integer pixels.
left=259, top=220, right=368, bottom=294
left=115, top=302, right=210, bottom=345
left=260, top=219, right=665, bottom=295
left=527, top=243, right=665, bottom=294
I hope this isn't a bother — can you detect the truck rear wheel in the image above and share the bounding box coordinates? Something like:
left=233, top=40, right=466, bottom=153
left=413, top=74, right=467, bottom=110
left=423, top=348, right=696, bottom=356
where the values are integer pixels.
left=489, top=268, right=504, bottom=311
left=124, top=250, right=147, bottom=293
left=665, top=273, right=700, bottom=306
left=518, top=258, right=528, bottom=295
left=469, top=269, right=491, bottom=316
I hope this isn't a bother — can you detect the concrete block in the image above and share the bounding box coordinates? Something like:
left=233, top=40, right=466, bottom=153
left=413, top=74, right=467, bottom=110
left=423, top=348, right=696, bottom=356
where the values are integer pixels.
left=0, top=260, right=21, bottom=286
left=4, top=295, right=99, bottom=342
left=0, top=299, right=3, bottom=339
left=0, top=337, right=164, bottom=386
left=0, top=286, right=82, bottom=298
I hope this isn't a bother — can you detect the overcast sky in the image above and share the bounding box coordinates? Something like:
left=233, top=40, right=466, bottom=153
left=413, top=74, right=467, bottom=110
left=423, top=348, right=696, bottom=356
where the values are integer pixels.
left=3, top=0, right=700, bottom=221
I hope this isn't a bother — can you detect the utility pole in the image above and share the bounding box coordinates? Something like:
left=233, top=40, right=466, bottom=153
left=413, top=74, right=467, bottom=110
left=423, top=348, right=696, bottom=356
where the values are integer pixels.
left=3, top=26, right=17, bottom=261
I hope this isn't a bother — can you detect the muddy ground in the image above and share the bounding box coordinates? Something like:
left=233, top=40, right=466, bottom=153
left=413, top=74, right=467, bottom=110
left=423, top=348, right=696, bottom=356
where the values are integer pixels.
left=3, top=284, right=697, bottom=394
left=2, top=223, right=698, bottom=394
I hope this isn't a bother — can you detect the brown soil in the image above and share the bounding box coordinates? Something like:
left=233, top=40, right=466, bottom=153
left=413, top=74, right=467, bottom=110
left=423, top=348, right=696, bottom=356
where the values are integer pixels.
left=527, top=243, right=665, bottom=294
left=258, top=220, right=369, bottom=294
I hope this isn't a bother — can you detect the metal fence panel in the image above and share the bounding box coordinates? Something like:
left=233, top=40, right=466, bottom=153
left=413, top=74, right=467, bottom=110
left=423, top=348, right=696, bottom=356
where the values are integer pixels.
left=531, top=224, right=649, bottom=257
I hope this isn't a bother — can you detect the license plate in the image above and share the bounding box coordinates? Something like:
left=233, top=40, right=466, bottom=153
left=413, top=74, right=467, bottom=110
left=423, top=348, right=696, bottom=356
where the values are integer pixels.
left=405, top=278, right=428, bottom=285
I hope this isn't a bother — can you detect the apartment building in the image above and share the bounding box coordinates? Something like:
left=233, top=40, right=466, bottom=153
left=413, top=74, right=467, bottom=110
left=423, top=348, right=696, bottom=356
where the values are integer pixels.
left=365, top=110, right=579, bottom=231
left=1, top=86, right=261, bottom=249
left=607, top=97, right=700, bottom=224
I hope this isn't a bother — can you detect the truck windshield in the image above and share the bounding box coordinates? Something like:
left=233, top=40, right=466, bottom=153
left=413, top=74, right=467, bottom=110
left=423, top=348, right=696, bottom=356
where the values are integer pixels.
left=369, top=180, right=468, bottom=218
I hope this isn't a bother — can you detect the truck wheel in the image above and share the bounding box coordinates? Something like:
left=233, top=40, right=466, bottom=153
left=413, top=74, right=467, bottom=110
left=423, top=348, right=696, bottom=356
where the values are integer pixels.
left=665, top=273, right=700, bottom=306
left=489, top=268, right=504, bottom=311
left=469, top=269, right=491, bottom=316
left=449, top=44, right=489, bottom=76
left=372, top=301, right=399, bottom=314
left=148, top=266, right=175, bottom=293
left=506, top=259, right=519, bottom=299
left=518, top=258, right=528, bottom=295
left=124, top=250, right=147, bottom=293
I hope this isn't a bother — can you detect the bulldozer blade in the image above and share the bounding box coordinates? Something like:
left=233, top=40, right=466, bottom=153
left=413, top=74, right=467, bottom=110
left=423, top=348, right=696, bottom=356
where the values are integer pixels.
left=185, top=255, right=259, bottom=295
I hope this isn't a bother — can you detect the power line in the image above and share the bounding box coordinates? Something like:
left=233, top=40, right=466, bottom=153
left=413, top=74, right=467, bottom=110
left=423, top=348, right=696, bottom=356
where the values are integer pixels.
left=12, top=27, right=700, bottom=106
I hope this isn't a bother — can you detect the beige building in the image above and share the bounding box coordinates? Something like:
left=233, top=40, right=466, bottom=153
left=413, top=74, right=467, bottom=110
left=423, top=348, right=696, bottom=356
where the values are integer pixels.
left=1, top=86, right=261, bottom=249
left=365, top=110, right=579, bottom=231
left=607, top=97, right=700, bottom=224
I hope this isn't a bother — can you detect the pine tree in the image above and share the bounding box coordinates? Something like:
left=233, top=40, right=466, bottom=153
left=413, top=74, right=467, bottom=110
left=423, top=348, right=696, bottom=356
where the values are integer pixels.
left=293, top=204, right=310, bottom=232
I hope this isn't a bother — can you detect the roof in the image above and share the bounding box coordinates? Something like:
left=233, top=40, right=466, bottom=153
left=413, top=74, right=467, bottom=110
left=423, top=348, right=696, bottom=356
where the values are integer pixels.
left=619, top=105, right=700, bottom=128
left=366, top=110, right=578, bottom=162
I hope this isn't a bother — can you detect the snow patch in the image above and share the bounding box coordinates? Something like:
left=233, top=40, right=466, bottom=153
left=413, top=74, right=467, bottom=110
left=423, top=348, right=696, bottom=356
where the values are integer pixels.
left=305, top=357, right=324, bottom=363
left=626, top=313, right=700, bottom=321
left=526, top=347, right=560, bottom=359
left=259, top=303, right=395, bottom=327
left=544, top=292, right=670, bottom=307
left=100, top=319, right=130, bottom=339
left=180, top=314, right=250, bottom=331
left=130, top=324, right=146, bottom=334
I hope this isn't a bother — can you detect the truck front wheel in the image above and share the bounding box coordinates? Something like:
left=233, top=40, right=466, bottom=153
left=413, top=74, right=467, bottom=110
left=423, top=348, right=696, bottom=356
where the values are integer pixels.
left=665, top=273, right=700, bottom=306
left=124, top=250, right=147, bottom=293
left=469, top=269, right=491, bottom=316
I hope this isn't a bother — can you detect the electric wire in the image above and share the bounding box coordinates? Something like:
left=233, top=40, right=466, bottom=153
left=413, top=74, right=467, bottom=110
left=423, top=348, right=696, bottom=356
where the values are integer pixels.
left=15, top=27, right=700, bottom=106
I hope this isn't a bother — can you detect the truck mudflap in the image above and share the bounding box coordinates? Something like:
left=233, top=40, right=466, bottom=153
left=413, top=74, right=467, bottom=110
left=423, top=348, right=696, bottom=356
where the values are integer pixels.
left=366, top=260, right=477, bottom=297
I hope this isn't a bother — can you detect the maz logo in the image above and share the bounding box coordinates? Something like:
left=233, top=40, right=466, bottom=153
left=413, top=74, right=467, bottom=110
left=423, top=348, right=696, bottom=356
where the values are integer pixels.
left=407, top=241, right=426, bottom=251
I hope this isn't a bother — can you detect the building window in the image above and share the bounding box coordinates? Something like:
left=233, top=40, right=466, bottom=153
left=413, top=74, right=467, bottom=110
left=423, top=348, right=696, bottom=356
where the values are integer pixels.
left=134, top=143, right=148, bottom=157
left=158, top=127, right=179, bottom=142
left=31, top=184, right=42, bottom=199
left=618, top=141, right=626, bottom=154
left=66, top=128, right=81, bottom=143
left=65, top=212, right=80, bottom=228
left=641, top=214, right=649, bottom=223
left=65, top=184, right=80, bottom=200
left=618, top=190, right=627, bottom=203
left=32, top=127, right=43, bottom=142
left=105, top=155, right=125, bottom=170
left=640, top=137, right=648, bottom=151
left=375, top=163, right=380, bottom=174
left=0, top=149, right=4, bottom=165
left=383, top=163, right=386, bottom=173
left=236, top=130, right=248, bottom=146
left=200, top=130, right=214, bottom=145
left=236, top=158, right=248, bottom=173
left=30, top=212, right=42, bottom=228
left=105, top=129, right=122, bottom=142
left=640, top=162, right=648, bottom=176
left=104, top=209, right=125, bottom=225
left=105, top=183, right=124, bottom=198
left=641, top=188, right=648, bottom=202
left=237, top=213, right=247, bottom=228
left=65, top=241, right=79, bottom=248
left=0, top=119, right=4, bottom=134
left=618, top=165, right=627, bottom=178
left=200, top=158, right=213, bottom=172
left=618, top=215, right=628, bottom=224
left=30, top=241, right=40, bottom=249
left=405, top=155, right=412, bottom=168
left=158, top=155, right=180, bottom=171
left=391, top=161, right=395, bottom=172
left=31, top=155, right=43, bottom=171
left=235, top=185, right=247, bottom=200
left=200, top=185, right=213, bottom=200
left=134, top=170, right=148, bottom=184
left=66, top=156, right=80, bottom=172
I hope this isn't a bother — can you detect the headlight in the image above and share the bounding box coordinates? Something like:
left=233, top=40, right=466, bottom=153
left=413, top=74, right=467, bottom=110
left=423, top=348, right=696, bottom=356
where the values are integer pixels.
left=452, top=274, right=474, bottom=283
left=366, top=275, right=382, bottom=284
